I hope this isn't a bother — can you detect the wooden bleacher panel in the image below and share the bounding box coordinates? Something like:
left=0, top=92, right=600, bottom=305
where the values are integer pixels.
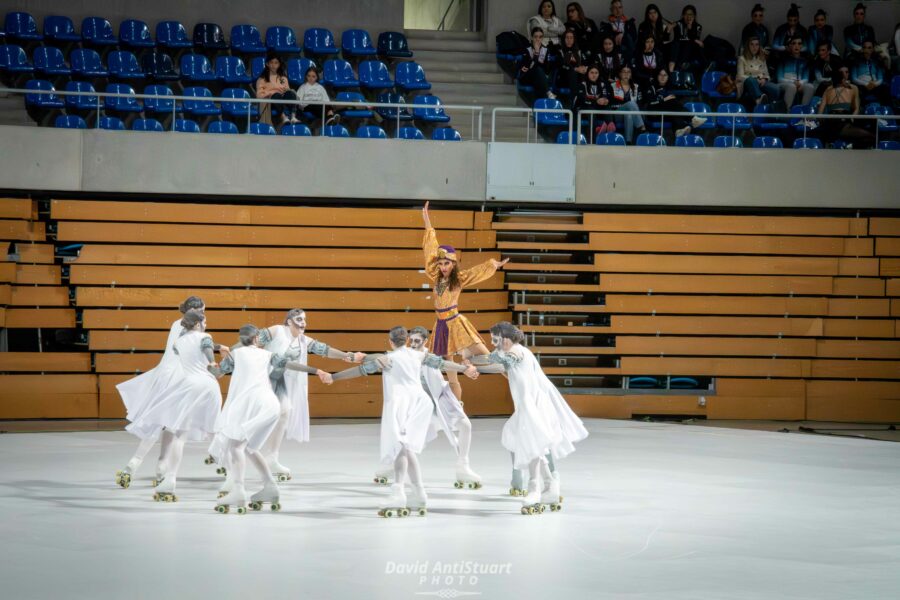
left=821, top=319, right=895, bottom=338
left=613, top=336, right=816, bottom=357
left=870, top=218, right=900, bottom=236
left=3, top=308, right=75, bottom=328
left=589, top=232, right=872, bottom=256
left=594, top=255, right=878, bottom=276
left=0, top=352, right=90, bottom=372
left=13, top=243, right=55, bottom=264
left=826, top=299, right=890, bottom=317
left=0, top=374, right=98, bottom=418
left=887, top=279, right=900, bottom=297
left=831, top=278, right=885, bottom=296
left=582, top=213, right=867, bottom=236
left=876, top=238, right=900, bottom=256
left=9, top=286, right=69, bottom=306
left=0, top=263, right=15, bottom=282
left=0, top=219, right=45, bottom=241
left=563, top=394, right=707, bottom=419
left=881, top=259, right=900, bottom=277
left=602, top=295, right=829, bottom=315
left=14, top=264, right=61, bottom=285
left=0, top=198, right=35, bottom=220
left=596, top=274, right=835, bottom=295
left=621, top=356, right=812, bottom=378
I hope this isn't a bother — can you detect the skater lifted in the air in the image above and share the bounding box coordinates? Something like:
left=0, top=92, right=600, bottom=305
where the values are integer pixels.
left=330, top=326, right=478, bottom=517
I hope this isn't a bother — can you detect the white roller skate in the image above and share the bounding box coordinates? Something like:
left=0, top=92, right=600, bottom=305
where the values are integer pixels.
left=453, top=460, right=483, bottom=490
left=267, top=457, right=292, bottom=482
left=373, top=466, right=392, bottom=485
left=509, top=467, right=527, bottom=497
left=203, top=454, right=215, bottom=465
left=377, top=484, right=409, bottom=518
left=217, top=468, right=234, bottom=498
left=520, top=481, right=544, bottom=515
left=408, top=485, right=428, bottom=516
left=249, top=482, right=281, bottom=512
left=152, top=477, right=177, bottom=503
left=115, top=458, right=141, bottom=488
left=541, top=476, right=562, bottom=512
left=215, top=485, right=247, bottom=514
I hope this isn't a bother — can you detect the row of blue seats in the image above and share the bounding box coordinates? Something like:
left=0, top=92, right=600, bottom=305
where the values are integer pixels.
left=3, top=12, right=412, bottom=58
left=0, top=45, right=431, bottom=91
left=567, top=130, right=900, bottom=150
left=23, top=80, right=451, bottom=123
left=52, top=115, right=462, bottom=140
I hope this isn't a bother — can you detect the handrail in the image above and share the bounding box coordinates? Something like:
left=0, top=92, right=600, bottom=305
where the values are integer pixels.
left=490, top=106, right=574, bottom=143
left=438, top=0, right=456, bottom=31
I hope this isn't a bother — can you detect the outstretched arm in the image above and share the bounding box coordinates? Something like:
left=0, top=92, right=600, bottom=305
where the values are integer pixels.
left=468, top=350, right=521, bottom=374
left=308, top=338, right=365, bottom=363
left=423, top=353, right=478, bottom=379
left=458, top=256, right=510, bottom=289
left=331, top=355, right=387, bottom=382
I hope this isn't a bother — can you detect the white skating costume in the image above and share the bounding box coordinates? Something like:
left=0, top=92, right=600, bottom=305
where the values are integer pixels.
left=379, top=346, right=435, bottom=464
left=259, top=325, right=316, bottom=443
left=422, top=354, right=465, bottom=449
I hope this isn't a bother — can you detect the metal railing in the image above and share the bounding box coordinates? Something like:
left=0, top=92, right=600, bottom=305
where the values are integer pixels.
left=490, top=106, right=574, bottom=143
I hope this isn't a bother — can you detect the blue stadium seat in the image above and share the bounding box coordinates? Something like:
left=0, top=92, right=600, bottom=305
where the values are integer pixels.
left=266, top=26, right=300, bottom=54
left=143, top=84, right=180, bottom=116
left=356, top=125, right=387, bottom=138
left=55, top=115, right=87, bottom=129
left=636, top=132, right=666, bottom=146
left=132, top=118, right=164, bottom=132
left=377, top=32, right=412, bottom=58
left=98, top=116, right=126, bottom=130
left=215, top=56, right=252, bottom=85
left=43, top=16, right=80, bottom=44
left=713, top=135, right=743, bottom=148
left=716, top=102, right=751, bottom=131
left=533, top=98, right=568, bottom=127
left=33, top=46, right=71, bottom=77
left=432, top=127, right=461, bottom=141
left=670, top=377, right=700, bottom=389
left=304, top=28, right=339, bottom=57
left=248, top=122, right=276, bottom=135
left=287, top=57, right=317, bottom=87
left=141, top=51, right=180, bottom=82
left=397, top=126, right=425, bottom=140
left=878, top=140, right=900, bottom=150
left=595, top=132, right=626, bottom=145
left=250, top=56, right=266, bottom=81
left=628, top=376, right=661, bottom=389
left=81, top=17, right=117, bottom=48
left=341, top=29, right=376, bottom=58
left=752, top=103, right=789, bottom=131
left=207, top=120, right=238, bottom=134
left=752, top=136, right=783, bottom=148
left=119, top=19, right=155, bottom=50
left=220, top=87, right=259, bottom=119
left=375, top=92, right=412, bottom=121
left=412, top=94, right=450, bottom=123
left=156, top=21, right=193, bottom=50
left=702, top=70, right=736, bottom=100
left=793, top=137, right=822, bottom=149
left=5, top=12, right=41, bottom=43
left=322, top=59, right=359, bottom=89
left=193, top=23, right=227, bottom=51
left=830, top=140, right=851, bottom=149
left=684, top=102, right=715, bottom=129
left=789, top=104, right=819, bottom=132
left=864, top=104, right=898, bottom=132
left=183, top=86, right=221, bottom=117
left=107, top=50, right=145, bottom=81
left=65, top=81, right=99, bottom=112
left=25, top=79, right=64, bottom=109
left=395, top=61, right=431, bottom=92
left=359, top=60, right=393, bottom=90
left=70, top=48, right=108, bottom=78
left=675, top=134, right=705, bottom=147
left=336, top=91, right=373, bottom=119
left=230, top=24, right=266, bottom=55
left=0, top=44, right=34, bottom=74
left=892, top=75, right=900, bottom=102
left=670, top=70, right=696, bottom=96
left=556, top=131, right=587, bottom=144
left=180, top=53, right=217, bottom=83
left=324, top=124, right=351, bottom=137
left=174, top=118, right=200, bottom=133
left=281, top=123, right=312, bottom=136
left=104, top=83, right=142, bottom=113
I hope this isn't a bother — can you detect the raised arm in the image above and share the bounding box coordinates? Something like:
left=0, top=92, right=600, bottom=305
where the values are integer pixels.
left=423, top=203, right=441, bottom=283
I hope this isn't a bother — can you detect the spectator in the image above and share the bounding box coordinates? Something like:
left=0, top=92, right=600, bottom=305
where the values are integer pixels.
left=519, top=28, right=557, bottom=100
left=776, top=36, right=815, bottom=107
left=565, top=2, right=602, bottom=54
left=851, top=40, right=890, bottom=105
left=296, top=67, right=339, bottom=130
left=818, top=65, right=874, bottom=148
left=610, top=64, right=646, bottom=142
left=597, top=35, right=625, bottom=81
left=637, top=4, right=673, bottom=56
left=741, top=4, right=770, bottom=54
left=558, top=30, right=588, bottom=104
left=807, top=9, right=838, bottom=57
left=894, top=23, right=900, bottom=74
left=668, top=5, right=705, bottom=76
left=811, top=40, right=844, bottom=96
left=575, top=64, right=616, bottom=135
left=528, top=1, right=566, bottom=48
left=843, top=3, right=876, bottom=61
left=632, top=35, right=664, bottom=89
left=639, top=67, right=706, bottom=137
left=737, top=36, right=780, bottom=106
left=255, top=52, right=297, bottom=127
left=607, top=0, right=638, bottom=62
left=772, top=4, right=808, bottom=58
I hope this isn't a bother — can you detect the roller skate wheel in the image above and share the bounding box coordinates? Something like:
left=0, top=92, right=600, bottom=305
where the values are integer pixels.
left=418, top=508, right=427, bottom=516
left=552, top=504, right=562, bottom=512
left=250, top=502, right=262, bottom=511
left=521, top=507, right=532, bottom=515
left=204, top=456, right=214, bottom=465
left=216, top=467, right=227, bottom=475
left=236, top=506, right=246, bottom=515
left=467, top=482, right=480, bottom=490
left=384, top=509, right=394, bottom=518
left=538, top=504, right=546, bottom=513
left=400, top=508, right=410, bottom=517
left=271, top=503, right=281, bottom=512
left=170, top=495, right=178, bottom=503
left=215, top=505, right=227, bottom=514
left=453, top=481, right=462, bottom=489
left=152, top=493, right=160, bottom=501
left=277, top=474, right=288, bottom=482
left=217, top=491, right=227, bottom=498
left=151, top=479, right=159, bottom=487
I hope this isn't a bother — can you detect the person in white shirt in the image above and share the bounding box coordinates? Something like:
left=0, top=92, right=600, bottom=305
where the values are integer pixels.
left=296, top=67, right=340, bottom=130
left=527, top=0, right=566, bottom=47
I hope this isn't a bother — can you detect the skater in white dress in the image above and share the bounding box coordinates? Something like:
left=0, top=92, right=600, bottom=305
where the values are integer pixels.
left=210, top=325, right=332, bottom=514
left=471, top=322, right=588, bottom=514
left=331, top=326, right=477, bottom=517
left=256, top=309, right=364, bottom=481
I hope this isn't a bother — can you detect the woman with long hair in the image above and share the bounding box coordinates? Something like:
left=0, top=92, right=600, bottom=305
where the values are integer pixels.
left=817, top=66, right=875, bottom=148
left=564, top=2, right=602, bottom=54
left=737, top=36, right=780, bottom=105
left=527, top=0, right=566, bottom=47
left=637, top=4, right=673, bottom=57
left=255, top=51, right=297, bottom=127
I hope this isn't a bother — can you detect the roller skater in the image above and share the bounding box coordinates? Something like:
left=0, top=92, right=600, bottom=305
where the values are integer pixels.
left=373, top=465, right=392, bottom=485
left=378, top=484, right=409, bottom=518
left=249, top=481, right=281, bottom=512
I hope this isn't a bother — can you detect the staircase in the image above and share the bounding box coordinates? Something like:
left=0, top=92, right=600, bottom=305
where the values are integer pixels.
left=404, top=29, right=526, bottom=142
left=0, top=92, right=34, bottom=127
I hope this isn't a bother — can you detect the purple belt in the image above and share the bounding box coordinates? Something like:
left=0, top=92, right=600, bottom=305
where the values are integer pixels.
left=432, top=305, right=459, bottom=356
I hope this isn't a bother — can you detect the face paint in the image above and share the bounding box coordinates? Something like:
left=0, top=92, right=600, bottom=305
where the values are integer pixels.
left=491, top=334, right=501, bottom=348
left=409, top=335, right=426, bottom=351
left=292, top=313, right=307, bottom=332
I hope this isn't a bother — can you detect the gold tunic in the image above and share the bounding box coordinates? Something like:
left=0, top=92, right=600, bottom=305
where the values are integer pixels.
left=423, top=227, right=498, bottom=356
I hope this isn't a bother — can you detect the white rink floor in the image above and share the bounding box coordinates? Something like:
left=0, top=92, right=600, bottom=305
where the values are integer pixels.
left=1, top=418, right=899, bottom=600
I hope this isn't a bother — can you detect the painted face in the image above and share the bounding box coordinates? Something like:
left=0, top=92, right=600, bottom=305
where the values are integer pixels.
left=292, top=312, right=307, bottom=333
left=199, top=318, right=207, bottom=332
left=490, top=333, right=502, bottom=348
left=437, top=258, right=454, bottom=278
left=409, top=334, right=426, bottom=351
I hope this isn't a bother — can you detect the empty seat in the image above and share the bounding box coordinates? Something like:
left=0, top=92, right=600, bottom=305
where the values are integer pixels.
left=793, top=137, right=822, bottom=149
left=716, top=103, right=751, bottom=130
left=356, top=125, right=387, bottom=138
left=752, top=103, right=788, bottom=131
left=81, top=17, right=117, bottom=48
left=0, top=43, right=34, bottom=74
left=359, top=60, right=393, bottom=90
left=193, top=23, right=227, bottom=51
left=752, top=136, right=783, bottom=148
left=864, top=104, right=898, bottom=132
left=104, top=83, right=142, bottom=113
left=24, top=79, right=64, bottom=109
left=33, top=46, right=71, bottom=76
left=281, top=123, right=312, bottom=136
left=432, top=127, right=461, bottom=141
left=64, top=80, right=99, bottom=112
left=141, top=51, right=179, bottom=82
left=669, top=377, right=700, bottom=389
left=143, top=84, right=180, bottom=116
left=375, top=92, right=412, bottom=121
left=322, top=59, right=358, bottom=89
left=324, top=124, right=350, bottom=137
left=789, top=104, right=819, bottom=132
left=156, top=21, right=193, bottom=50
left=595, top=132, right=626, bottom=145
left=98, top=116, right=125, bottom=130
left=248, top=122, right=276, bottom=135
left=304, top=28, right=338, bottom=56
left=182, top=86, right=221, bottom=116
left=341, top=29, right=376, bottom=58
left=180, top=53, right=217, bottom=82
left=395, top=61, right=431, bottom=92
left=55, top=115, right=87, bottom=129
left=207, top=120, right=238, bottom=134
left=397, top=126, right=425, bottom=140
left=670, top=70, right=696, bottom=96
left=215, top=55, right=252, bottom=85
left=377, top=31, right=412, bottom=58
left=628, top=376, right=662, bottom=389
left=119, top=19, right=154, bottom=49
left=286, top=57, right=317, bottom=86
left=266, top=26, right=300, bottom=54
left=231, top=24, right=266, bottom=54
left=70, top=48, right=108, bottom=78
left=878, top=140, right=900, bottom=150
left=43, top=16, right=80, bottom=44
left=412, top=94, right=450, bottom=123
left=713, top=135, right=743, bottom=148
left=336, top=91, right=373, bottom=119
left=220, top=87, right=259, bottom=118
left=107, top=50, right=145, bottom=81
left=4, top=12, right=41, bottom=43
left=250, top=56, right=266, bottom=80
left=131, top=118, right=164, bottom=132
left=534, top=98, right=568, bottom=127
left=556, top=131, right=587, bottom=144
left=636, top=132, right=666, bottom=146
left=701, top=70, right=735, bottom=100
left=674, top=133, right=705, bottom=147
left=173, top=118, right=200, bottom=133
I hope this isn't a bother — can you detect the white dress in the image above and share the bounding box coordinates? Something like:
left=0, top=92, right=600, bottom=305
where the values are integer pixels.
left=136, top=330, right=222, bottom=441
left=500, top=344, right=589, bottom=470
left=380, top=346, right=434, bottom=464
left=120, top=319, right=184, bottom=440
left=265, top=326, right=311, bottom=443
left=421, top=351, right=465, bottom=450
left=208, top=345, right=281, bottom=463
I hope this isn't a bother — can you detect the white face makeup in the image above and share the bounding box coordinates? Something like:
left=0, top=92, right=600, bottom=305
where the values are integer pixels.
left=490, top=334, right=502, bottom=348
left=292, top=312, right=307, bottom=332
left=409, top=335, right=426, bottom=351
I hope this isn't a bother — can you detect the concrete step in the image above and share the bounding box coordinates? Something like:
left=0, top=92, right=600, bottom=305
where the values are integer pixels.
left=426, top=71, right=505, bottom=84
left=405, top=29, right=484, bottom=42
left=413, top=49, right=496, bottom=63
left=415, top=59, right=501, bottom=73
left=407, top=38, right=488, bottom=52
left=431, top=80, right=516, bottom=95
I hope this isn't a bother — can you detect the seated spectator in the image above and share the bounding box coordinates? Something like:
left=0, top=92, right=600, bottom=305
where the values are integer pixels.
left=668, top=5, right=705, bottom=76
left=894, top=23, right=900, bottom=74
left=528, top=1, right=566, bottom=48
left=737, top=36, right=780, bottom=106
left=574, top=65, right=616, bottom=134
left=558, top=30, right=588, bottom=105
left=519, top=28, right=558, bottom=100
left=818, top=66, right=874, bottom=148
left=851, top=40, right=890, bottom=105
left=632, top=35, right=664, bottom=89
left=256, top=52, right=297, bottom=126
left=843, top=3, right=876, bottom=61
left=610, top=64, right=646, bottom=142
left=811, top=40, right=844, bottom=96
left=741, top=4, right=770, bottom=54
left=296, top=67, right=340, bottom=129
left=772, top=4, right=808, bottom=59
left=565, top=2, right=603, bottom=54
left=606, top=0, right=638, bottom=62
left=807, top=9, right=838, bottom=57
left=597, top=35, right=624, bottom=81
left=637, top=4, right=673, bottom=58
left=776, top=36, right=815, bottom=107
left=639, top=67, right=705, bottom=137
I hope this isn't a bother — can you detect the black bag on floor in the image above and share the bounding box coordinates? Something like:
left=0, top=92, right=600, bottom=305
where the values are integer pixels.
left=496, top=31, right=529, bottom=57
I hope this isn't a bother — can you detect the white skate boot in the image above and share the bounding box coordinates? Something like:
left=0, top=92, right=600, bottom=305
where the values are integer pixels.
left=215, top=484, right=248, bottom=514
left=520, top=480, right=543, bottom=515
left=378, top=484, right=409, bottom=518
left=541, top=476, right=562, bottom=512
left=217, top=468, right=235, bottom=498
left=152, top=477, right=177, bottom=503
left=267, top=457, right=292, bottom=482
left=454, top=460, right=483, bottom=490
left=373, top=466, right=392, bottom=485
left=509, top=467, right=527, bottom=497
left=115, top=457, right=141, bottom=489
left=249, top=482, right=281, bottom=512
left=408, top=485, right=428, bottom=516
